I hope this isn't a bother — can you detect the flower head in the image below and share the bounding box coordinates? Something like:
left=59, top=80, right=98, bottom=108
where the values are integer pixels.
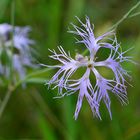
left=0, top=23, right=35, bottom=80
left=46, top=17, right=132, bottom=120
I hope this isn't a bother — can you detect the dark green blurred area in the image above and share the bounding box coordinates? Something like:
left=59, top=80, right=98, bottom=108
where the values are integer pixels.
left=0, top=0, right=140, bottom=139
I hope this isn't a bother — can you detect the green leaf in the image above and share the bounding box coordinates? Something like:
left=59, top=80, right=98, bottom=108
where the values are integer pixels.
left=26, top=78, right=46, bottom=84
left=38, top=113, right=57, bottom=140
left=0, top=0, right=10, bottom=19
left=63, top=97, right=77, bottom=140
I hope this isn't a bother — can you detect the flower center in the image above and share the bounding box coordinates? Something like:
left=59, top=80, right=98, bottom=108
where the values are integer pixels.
left=87, top=63, right=93, bottom=69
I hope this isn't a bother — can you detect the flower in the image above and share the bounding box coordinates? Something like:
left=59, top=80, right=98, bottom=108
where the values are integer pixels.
left=46, top=17, right=132, bottom=120
left=0, top=23, right=35, bottom=80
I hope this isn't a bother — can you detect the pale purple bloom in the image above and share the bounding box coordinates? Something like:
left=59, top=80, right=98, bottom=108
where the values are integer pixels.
left=69, top=17, right=115, bottom=60
left=0, top=23, right=35, bottom=80
left=46, top=17, right=132, bottom=120
left=67, top=69, right=100, bottom=120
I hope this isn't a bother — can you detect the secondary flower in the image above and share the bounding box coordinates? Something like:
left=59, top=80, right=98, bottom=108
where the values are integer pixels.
left=0, top=23, right=35, bottom=80
left=46, top=17, right=132, bottom=120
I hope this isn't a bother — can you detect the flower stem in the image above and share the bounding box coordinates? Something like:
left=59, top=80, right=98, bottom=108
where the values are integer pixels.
left=0, top=67, right=52, bottom=120
left=109, top=1, right=140, bottom=31
left=0, top=88, right=13, bottom=119
left=0, top=0, right=16, bottom=120
left=9, top=0, right=15, bottom=83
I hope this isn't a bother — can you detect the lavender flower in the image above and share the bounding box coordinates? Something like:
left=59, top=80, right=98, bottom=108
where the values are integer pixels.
left=46, top=17, right=132, bottom=120
left=0, top=23, right=35, bottom=80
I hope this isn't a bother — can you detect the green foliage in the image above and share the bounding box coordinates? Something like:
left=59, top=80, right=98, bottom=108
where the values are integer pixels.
left=38, top=113, right=57, bottom=140
left=0, top=0, right=10, bottom=19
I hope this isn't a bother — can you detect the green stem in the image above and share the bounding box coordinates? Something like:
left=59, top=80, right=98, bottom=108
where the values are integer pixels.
left=0, top=0, right=16, bottom=120
left=129, top=11, right=140, bottom=18
left=0, top=68, right=52, bottom=119
left=14, top=68, right=52, bottom=90
left=9, top=0, right=15, bottom=84
left=0, top=88, right=12, bottom=119
left=108, top=1, right=140, bottom=31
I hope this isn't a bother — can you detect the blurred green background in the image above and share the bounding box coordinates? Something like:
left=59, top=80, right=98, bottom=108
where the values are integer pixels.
left=0, top=0, right=140, bottom=139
